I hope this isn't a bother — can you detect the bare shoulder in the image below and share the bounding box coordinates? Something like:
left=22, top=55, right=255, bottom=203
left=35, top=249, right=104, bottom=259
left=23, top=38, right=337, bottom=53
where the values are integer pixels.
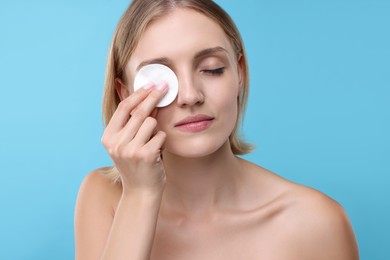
left=79, top=167, right=122, bottom=194
left=279, top=182, right=359, bottom=259
left=74, top=167, right=122, bottom=259
left=241, top=161, right=359, bottom=259
left=76, top=167, right=122, bottom=215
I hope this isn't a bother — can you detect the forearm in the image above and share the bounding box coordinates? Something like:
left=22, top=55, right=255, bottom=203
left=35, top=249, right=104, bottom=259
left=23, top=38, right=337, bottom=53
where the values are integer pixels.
left=101, top=190, right=163, bottom=260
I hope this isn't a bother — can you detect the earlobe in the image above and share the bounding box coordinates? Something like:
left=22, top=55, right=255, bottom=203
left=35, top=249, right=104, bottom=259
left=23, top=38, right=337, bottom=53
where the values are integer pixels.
left=115, top=78, right=130, bottom=101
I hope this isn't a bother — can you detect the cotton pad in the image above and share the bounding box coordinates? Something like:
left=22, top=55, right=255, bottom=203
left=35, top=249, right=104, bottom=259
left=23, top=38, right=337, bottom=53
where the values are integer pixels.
left=133, top=64, right=179, bottom=107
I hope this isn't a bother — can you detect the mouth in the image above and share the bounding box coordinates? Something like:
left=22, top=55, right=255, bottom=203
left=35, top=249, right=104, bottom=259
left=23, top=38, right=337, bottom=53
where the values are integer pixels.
left=174, top=114, right=214, bottom=132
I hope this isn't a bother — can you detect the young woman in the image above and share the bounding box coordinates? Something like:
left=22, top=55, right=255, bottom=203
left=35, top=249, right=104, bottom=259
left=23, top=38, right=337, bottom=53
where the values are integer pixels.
left=75, top=0, right=359, bottom=259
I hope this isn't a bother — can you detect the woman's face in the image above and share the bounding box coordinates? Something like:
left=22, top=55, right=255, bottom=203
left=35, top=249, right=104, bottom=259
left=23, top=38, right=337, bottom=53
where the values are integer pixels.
left=125, top=8, right=243, bottom=158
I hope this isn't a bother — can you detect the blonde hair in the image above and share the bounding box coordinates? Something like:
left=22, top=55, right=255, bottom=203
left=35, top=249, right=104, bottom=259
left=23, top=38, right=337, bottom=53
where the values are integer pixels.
left=102, top=0, right=253, bottom=182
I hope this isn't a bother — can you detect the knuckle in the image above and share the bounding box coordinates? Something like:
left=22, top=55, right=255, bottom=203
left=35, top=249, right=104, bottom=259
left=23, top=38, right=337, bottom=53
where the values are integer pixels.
left=137, top=150, right=155, bottom=163
left=150, top=89, right=162, bottom=99
left=101, top=135, right=111, bottom=148
left=125, top=148, right=137, bottom=159
left=131, top=107, right=148, bottom=120
left=102, top=139, right=121, bottom=157
left=105, top=144, right=117, bottom=156
left=101, top=135, right=107, bottom=146
left=118, top=99, right=131, bottom=112
left=107, top=147, right=116, bottom=156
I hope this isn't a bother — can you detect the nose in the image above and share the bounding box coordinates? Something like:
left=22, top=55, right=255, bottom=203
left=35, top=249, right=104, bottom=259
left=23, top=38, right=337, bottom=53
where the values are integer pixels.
left=176, top=70, right=204, bottom=107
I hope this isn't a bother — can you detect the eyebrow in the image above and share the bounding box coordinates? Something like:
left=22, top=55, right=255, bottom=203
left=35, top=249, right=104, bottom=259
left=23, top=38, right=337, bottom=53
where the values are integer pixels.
left=136, top=57, right=171, bottom=71
left=136, top=46, right=228, bottom=71
left=194, top=46, right=228, bottom=59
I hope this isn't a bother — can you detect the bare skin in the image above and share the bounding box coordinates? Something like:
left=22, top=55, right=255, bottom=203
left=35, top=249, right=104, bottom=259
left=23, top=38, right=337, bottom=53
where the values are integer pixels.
left=74, top=8, right=359, bottom=260
left=76, top=160, right=358, bottom=260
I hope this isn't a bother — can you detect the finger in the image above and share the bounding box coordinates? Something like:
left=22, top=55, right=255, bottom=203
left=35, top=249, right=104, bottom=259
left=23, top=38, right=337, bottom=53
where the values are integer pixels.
left=130, top=83, right=168, bottom=118
left=143, top=131, right=167, bottom=153
left=126, top=117, right=158, bottom=148
left=120, top=84, right=168, bottom=138
left=105, top=84, right=154, bottom=134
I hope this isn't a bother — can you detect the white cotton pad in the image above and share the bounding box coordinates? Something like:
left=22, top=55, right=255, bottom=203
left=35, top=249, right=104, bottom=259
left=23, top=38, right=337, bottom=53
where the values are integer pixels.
left=133, top=64, right=179, bottom=107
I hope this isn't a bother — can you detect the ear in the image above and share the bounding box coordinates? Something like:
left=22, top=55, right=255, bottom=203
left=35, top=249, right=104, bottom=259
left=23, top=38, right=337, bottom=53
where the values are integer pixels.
left=115, top=78, right=130, bottom=101
left=237, top=54, right=244, bottom=96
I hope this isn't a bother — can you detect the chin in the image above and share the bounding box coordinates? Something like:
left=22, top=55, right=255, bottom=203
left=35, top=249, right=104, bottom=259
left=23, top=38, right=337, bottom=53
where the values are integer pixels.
left=164, top=135, right=228, bottom=158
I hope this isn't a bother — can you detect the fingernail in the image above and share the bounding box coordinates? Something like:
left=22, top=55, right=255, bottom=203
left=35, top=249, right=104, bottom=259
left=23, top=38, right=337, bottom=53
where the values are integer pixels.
left=142, top=82, right=154, bottom=90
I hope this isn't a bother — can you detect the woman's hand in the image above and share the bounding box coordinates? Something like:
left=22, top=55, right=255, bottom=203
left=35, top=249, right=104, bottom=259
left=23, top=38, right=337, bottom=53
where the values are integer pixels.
left=101, top=83, right=168, bottom=195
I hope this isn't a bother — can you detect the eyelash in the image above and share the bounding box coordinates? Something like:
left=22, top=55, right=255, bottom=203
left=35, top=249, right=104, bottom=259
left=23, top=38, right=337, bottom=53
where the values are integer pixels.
left=202, top=67, right=225, bottom=75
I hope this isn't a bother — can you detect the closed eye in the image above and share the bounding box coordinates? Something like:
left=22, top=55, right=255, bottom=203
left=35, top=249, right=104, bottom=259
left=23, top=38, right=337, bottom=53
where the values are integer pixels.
left=202, top=67, right=225, bottom=75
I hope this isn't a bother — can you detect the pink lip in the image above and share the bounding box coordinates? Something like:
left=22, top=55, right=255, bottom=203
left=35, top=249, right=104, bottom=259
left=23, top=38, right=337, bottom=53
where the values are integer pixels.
left=174, top=114, right=214, bottom=132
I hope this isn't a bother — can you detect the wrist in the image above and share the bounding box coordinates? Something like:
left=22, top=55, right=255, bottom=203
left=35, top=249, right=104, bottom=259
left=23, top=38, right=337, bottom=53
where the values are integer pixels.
left=121, top=186, right=164, bottom=203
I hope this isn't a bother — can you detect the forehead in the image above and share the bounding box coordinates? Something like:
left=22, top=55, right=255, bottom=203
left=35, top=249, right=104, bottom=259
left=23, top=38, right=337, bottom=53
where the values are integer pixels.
left=127, top=8, right=233, bottom=72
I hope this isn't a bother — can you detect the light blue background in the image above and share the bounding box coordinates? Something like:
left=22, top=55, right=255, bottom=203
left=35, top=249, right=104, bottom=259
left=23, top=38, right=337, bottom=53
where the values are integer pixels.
left=0, top=0, right=388, bottom=259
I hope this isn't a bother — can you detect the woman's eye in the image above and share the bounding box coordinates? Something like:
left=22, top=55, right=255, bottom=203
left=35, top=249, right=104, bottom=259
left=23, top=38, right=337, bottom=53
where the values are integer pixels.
left=202, top=67, right=225, bottom=75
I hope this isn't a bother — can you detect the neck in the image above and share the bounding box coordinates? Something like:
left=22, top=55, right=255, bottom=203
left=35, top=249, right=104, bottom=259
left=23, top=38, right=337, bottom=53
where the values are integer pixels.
left=161, top=142, right=243, bottom=216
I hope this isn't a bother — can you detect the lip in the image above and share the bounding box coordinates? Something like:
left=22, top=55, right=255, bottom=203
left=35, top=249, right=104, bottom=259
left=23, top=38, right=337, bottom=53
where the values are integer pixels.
left=174, top=114, right=214, bottom=132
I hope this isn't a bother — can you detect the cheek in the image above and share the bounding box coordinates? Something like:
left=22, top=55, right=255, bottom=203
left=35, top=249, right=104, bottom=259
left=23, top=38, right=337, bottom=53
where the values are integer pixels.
left=206, top=70, right=240, bottom=99
left=209, top=81, right=239, bottom=111
left=155, top=107, right=173, bottom=131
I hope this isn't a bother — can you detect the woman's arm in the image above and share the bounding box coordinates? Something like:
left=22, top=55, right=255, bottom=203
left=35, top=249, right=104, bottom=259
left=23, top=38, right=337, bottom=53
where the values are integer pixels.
left=75, top=84, right=168, bottom=260
left=101, top=188, right=163, bottom=260
left=74, top=171, right=164, bottom=260
left=74, top=170, right=119, bottom=260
